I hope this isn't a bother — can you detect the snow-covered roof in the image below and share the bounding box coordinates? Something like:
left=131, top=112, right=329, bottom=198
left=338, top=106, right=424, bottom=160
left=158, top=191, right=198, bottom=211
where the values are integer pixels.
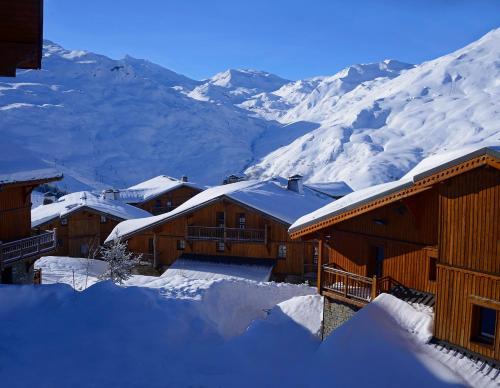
left=0, top=168, right=62, bottom=186
left=32, top=191, right=152, bottom=228
left=304, top=181, right=353, bottom=198
left=106, top=178, right=334, bottom=242
left=290, top=144, right=500, bottom=234
left=116, top=175, right=203, bottom=204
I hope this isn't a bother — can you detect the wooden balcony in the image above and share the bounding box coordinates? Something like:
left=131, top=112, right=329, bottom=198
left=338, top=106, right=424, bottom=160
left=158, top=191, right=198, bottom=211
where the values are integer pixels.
left=321, top=265, right=379, bottom=306
left=0, top=230, right=57, bottom=266
left=186, top=226, right=267, bottom=243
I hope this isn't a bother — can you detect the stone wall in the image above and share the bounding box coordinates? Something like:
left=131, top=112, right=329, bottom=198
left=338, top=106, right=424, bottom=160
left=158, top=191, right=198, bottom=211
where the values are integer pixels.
left=10, top=260, right=34, bottom=284
left=322, top=297, right=360, bottom=339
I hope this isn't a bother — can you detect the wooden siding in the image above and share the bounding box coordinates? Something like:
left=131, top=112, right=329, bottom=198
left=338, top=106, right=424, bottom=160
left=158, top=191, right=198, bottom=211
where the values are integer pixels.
left=435, top=265, right=500, bottom=360
left=0, top=0, right=43, bottom=76
left=0, top=186, right=32, bottom=242
left=127, top=199, right=317, bottom=277
left=135, top=186, right=201, bottom=215
left=322, top=187, right=439, bottom=294
left=438, top=166, right=500, bottom=273
left=38, top=209, right=121, bottom=257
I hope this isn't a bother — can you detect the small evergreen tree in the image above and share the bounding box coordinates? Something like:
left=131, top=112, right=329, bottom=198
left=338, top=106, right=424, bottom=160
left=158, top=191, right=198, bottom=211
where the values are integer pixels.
left=99, top=233, right=142, bottom=284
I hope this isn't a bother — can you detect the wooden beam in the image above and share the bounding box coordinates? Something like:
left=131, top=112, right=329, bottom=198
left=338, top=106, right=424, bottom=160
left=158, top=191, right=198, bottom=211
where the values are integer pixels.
left=317, top=236, right=323, bottom=294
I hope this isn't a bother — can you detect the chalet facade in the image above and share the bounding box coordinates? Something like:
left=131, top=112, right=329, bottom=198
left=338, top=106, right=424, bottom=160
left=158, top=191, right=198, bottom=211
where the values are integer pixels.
left=111, top=175, right=203, bottom=215
left=32, top=191, right=151, bottom=257
left=106, top=177, right=345, bottom=280
left=289, top=146, right=500, bottom=361
left=0, top=169, right=62, bottom=284
left=0, top=0, right=43, bottom=76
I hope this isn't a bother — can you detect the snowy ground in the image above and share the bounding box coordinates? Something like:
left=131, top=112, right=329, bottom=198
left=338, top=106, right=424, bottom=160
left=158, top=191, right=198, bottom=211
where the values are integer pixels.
left=0, top=256, right=490, bottom=387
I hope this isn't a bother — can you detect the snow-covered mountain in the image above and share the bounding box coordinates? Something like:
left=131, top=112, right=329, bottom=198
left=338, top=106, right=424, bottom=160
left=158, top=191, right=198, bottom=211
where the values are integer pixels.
left=0, top=29, right=499, bottom=191
left=245, top=30, right=500, bottom=188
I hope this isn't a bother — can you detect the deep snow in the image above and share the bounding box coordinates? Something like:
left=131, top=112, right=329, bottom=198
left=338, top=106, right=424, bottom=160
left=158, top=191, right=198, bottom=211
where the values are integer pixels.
left=26, top=256, right=499, bottom=387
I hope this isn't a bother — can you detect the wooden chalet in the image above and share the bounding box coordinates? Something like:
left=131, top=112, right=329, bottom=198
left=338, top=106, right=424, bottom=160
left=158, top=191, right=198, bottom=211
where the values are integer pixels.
left=32, top=191, right=151, bottom=257
left=0, top=169, right=62, bottom=284
left=111, top=175, right=203, bottom=215
left=106, top=176, right=341, bottom=280
left=0, top=0, right=43, bottom=77
left=289, top=145, right=500, bottom=361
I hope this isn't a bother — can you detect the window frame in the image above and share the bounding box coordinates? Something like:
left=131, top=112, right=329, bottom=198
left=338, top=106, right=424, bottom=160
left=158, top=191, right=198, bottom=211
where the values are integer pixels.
left=177, top=239, right=186, bottom=251
left=100, top=215, right=107, bottom=224
left=60, top=217, right=68, bottom=226
left=277, top=244, right=287, bottom=259
left=470, top=301, right=498, bottom=347
left=216, top=241, right=225, bottom=252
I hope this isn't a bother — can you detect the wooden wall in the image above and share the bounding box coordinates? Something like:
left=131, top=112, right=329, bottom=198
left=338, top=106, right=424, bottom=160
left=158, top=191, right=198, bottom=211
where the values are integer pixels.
left=127, top=199, right=317, bottom=277
left=435, top=265, right=500, bottom=360
left=323, top=187, right=439, bottom=294
left=39, top=209, right=121, bottom=257
left=438, top=166, right=499, bottom=273
left=0, top=186, right=32, bottom=241
left=434, top=166, right=500, bottom=360
left=137, top=186, right=201, bottom=214
left=0, top=0, right=43, bottom=76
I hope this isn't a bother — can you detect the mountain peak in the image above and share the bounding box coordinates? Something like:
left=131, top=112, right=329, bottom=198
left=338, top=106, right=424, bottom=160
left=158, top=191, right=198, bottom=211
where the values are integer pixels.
left=208, top=68, right=290, bottom=92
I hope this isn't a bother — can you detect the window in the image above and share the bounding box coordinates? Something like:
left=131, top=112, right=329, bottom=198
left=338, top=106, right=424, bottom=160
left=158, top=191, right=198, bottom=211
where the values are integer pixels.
left=60, top=217, right=68, bottom=226
left=238, top=213, right=246, bottom=229
left=155, top=199, right=162, bottom=208
left=313, top=246, right=319, bottom=265
left=472, top=305, right=497, bottom=345
left=278, top=244, right=287, bottom=259
left=80, top=243, right=89, bottom=257
left=216, top=212, right=225, bottom=227
left=148, top=238, right=154, bottom=255
left=177, top=240, right=186, bottom=250
left=216, top=241, right=225, bottom=252
left=100, top=215, right=107, bottom=224
left=428, top=256, right=437, bottom=282
left=166, top=200, right=173, bottom=209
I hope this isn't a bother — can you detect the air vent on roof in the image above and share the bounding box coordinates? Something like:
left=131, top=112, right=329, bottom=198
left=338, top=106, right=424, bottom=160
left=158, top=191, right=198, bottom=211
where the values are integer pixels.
left=223, top=174, right=246, bottom=185
left=181, top=175, right=188, bottom=182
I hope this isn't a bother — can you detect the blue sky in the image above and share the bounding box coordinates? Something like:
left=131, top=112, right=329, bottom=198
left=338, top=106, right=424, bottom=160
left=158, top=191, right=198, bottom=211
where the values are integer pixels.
left=45, top=0, right=500, bottom=80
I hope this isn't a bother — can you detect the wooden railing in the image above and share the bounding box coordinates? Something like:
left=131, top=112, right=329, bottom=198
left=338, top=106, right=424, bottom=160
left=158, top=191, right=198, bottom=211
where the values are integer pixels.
left=186, top=226, right=266, bottom=243
left=0, top=230, right=57, bottom=266
left=321, top=265, right=379, bottom=304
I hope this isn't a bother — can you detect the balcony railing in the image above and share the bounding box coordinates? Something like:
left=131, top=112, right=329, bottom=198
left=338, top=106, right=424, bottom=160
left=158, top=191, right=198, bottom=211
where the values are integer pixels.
left=186, top=226, right=266, bottom=243
left=321, top=265, right=378, bottom=304
left=0, top=230, right=57, bottom=266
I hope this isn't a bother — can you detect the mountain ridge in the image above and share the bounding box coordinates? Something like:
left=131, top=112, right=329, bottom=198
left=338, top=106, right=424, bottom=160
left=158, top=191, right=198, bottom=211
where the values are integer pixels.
left=0, top=29, right=498, bottom=191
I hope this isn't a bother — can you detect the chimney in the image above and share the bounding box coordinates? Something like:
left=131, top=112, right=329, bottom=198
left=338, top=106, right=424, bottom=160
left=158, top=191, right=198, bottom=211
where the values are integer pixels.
left=181, top=175, right=188, bottom=182
left=113, top=189, right=120, bottom=200
left=102, top=189, right=115, bottom=200
left=43, top=193, right=56, bottom=205
left=287, top=174, right=304, bottom=194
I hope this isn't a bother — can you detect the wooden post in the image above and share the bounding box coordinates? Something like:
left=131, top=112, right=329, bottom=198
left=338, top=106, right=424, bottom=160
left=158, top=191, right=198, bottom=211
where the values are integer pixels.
left=153, top=232, right=158, bottom=268
left=344, top=273, right=348, bottom=298
left=317, top=238, right=323, bottom=294
left=371, top=275, right=378, bottom=300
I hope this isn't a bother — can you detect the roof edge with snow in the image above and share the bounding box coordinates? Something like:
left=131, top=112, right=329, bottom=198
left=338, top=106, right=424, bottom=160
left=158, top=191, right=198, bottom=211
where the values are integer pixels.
left=289, top=145, right=500, bottom=237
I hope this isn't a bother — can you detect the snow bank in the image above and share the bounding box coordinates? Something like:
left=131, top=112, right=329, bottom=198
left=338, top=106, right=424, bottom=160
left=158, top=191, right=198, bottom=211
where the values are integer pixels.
left=1, top=278, right=496, bottom=387
left=36, top=256, right=108, bottom=290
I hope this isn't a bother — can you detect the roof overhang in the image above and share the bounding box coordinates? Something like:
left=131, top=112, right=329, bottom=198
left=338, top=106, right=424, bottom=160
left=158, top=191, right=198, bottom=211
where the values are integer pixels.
left=0, top=0, right=43, bottom=77
left=290, top=150, right=500, bottom=240
left=115, top=194, right=292, bottom=242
